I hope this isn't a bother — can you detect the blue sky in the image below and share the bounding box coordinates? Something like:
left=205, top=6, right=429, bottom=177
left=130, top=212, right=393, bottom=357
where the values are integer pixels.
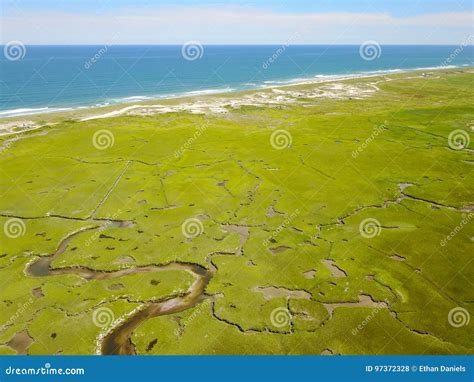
left=2, top=0, right=472, bottom=15
left=1, top=0, right=473, bottom=44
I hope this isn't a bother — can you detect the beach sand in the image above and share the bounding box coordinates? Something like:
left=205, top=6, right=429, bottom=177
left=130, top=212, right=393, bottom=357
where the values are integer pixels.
left=0, top=67, right=461, bottom=135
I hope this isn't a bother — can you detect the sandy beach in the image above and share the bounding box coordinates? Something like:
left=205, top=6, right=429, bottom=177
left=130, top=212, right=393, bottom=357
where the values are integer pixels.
left=0, top=66, right=463, bottom=136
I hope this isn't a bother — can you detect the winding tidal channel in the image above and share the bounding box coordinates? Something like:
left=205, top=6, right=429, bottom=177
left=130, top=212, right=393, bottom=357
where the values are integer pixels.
left=25, top=220, right=213, bottom=355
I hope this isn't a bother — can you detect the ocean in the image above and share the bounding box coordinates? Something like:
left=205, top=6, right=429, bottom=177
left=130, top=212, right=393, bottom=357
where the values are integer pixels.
left=0, top=45, right=472, bottom=117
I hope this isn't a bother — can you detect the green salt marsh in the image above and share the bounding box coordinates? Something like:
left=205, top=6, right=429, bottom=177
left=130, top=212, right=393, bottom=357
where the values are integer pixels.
left=0, top=68, right=472, bottom=355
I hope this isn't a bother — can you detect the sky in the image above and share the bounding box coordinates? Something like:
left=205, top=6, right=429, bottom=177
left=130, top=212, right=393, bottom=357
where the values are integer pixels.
left=1, top=0, right=473, bottom=44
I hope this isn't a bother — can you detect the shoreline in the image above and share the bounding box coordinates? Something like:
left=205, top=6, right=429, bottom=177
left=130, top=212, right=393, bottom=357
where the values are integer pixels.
left=0, top=61, right=472, bottom=356
left=0, top=65, right=471, bottom=131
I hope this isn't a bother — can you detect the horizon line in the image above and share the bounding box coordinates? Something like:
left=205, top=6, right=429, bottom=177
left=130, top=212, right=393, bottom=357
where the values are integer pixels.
left=1, top=43, right=471, bottom=47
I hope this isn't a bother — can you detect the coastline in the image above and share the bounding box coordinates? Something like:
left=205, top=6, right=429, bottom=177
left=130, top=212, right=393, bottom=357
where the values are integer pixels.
left=0, top=65, right=471, bottom=133
left=0, top=56, right=473, bottom=356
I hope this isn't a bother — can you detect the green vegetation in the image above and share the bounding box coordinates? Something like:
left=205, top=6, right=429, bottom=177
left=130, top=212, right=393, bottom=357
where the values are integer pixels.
left=0, top=69, right=472, bottom=355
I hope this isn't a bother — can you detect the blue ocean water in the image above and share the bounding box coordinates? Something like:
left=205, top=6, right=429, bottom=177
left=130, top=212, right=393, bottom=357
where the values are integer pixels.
left=0, top=45, right=472, bottom=117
